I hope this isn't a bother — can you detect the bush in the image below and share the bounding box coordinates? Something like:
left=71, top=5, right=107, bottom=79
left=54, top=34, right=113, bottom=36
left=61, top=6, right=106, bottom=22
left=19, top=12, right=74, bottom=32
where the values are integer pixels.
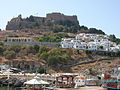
left=0, top=42, right=4, bottom=46
left=84, top=50, right=92, bottom=54
left=39, top=47, right=49, bottom=54
left=117, top=51, right=120, bottom=56
left=0, top=46, right=4, bottom=55
left=38, top=52, right=48, bottom=60
left=38, top=47, right=72, bottom=67
left=47, top=55, right=60, bottom=66
left=4, top=50, right=16, bottom=59
left=37, top=68, right=47, bottom=74
left=18, top=49, right=28, bottom=57
left=8, top=45, right=22, bottom=53
left=28, top=45, right=40, bottom=54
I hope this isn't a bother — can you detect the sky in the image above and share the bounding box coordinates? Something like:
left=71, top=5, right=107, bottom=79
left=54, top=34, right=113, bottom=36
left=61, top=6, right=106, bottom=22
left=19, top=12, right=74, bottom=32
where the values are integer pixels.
left=0, top=0, right=120, bottom=38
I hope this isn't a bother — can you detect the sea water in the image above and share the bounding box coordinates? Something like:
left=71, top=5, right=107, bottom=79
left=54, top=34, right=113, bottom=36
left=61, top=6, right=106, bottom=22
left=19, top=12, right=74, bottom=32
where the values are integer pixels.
left=0, top=86, right=22, bottom=90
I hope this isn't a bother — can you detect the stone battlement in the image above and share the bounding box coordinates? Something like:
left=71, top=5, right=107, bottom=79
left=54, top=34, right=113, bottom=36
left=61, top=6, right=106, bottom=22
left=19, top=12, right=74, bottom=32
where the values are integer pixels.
left=6, top=12, right=79, bottom=30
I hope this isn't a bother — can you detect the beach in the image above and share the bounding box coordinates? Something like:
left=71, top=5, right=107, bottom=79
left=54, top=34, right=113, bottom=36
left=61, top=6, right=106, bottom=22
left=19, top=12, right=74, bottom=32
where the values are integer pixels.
left=55, top=86, right=107, bottom=90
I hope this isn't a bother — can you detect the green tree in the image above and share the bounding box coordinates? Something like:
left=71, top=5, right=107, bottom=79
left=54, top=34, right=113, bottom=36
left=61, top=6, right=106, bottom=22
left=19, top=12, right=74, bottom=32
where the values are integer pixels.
left=33, top=45, right=40, bottom=53
left=84, top=50, right=92, bottom=55
left=117, top=51, right=120, bottom=56
left=99, top=46, right=103, bottom=50
left=0, top=42, right=4, bottom=46
left=28, top=45, right=40, bottom=54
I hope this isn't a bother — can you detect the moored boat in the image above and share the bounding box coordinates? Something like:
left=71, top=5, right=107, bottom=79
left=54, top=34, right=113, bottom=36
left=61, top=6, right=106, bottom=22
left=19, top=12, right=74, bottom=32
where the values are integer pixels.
left=101, top=74, right=120, bottom=90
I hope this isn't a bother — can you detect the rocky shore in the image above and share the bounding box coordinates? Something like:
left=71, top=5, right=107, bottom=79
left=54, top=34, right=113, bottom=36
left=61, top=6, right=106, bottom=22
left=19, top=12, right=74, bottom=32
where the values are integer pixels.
left=0, top=77, right=26, bottom=87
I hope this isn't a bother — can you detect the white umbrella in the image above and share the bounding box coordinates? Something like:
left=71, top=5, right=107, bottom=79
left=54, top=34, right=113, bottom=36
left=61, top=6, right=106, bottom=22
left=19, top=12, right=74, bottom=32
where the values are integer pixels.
left=24, top=76, right=50, bottom=85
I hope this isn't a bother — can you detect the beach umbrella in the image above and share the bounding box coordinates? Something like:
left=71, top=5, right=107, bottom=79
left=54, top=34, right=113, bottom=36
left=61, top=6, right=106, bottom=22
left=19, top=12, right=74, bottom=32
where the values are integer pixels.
left=24, top=76, right=50, bottom=85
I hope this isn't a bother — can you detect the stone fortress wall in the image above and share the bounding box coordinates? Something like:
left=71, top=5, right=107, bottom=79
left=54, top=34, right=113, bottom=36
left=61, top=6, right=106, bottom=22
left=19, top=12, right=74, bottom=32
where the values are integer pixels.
left=6, top=13, right=79, bottom=30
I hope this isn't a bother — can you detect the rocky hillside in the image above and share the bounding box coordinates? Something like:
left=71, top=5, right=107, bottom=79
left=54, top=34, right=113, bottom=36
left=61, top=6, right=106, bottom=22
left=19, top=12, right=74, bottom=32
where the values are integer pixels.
left=0, top=42, right=120, bottom=74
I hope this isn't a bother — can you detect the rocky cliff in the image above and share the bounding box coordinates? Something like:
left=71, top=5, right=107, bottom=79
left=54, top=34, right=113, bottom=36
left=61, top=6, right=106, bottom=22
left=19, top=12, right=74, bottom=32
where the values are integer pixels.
left=6, top=13, right=79, bottom=30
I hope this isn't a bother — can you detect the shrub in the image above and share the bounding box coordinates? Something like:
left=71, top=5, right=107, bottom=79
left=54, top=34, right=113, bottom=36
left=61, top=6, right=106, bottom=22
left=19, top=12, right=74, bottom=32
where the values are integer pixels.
left=8, top=45, right=22, bottom=53
left=38, top=52, right=48, bottom=60
left=3, top=50, right=16, bottom=59
left=84, top=50, right=92, bottom=54
left=47, top=55, right=59, bottom=66
left=0, top=46, right=4, bottom=55
left=28, top=45, right=40, bottom=54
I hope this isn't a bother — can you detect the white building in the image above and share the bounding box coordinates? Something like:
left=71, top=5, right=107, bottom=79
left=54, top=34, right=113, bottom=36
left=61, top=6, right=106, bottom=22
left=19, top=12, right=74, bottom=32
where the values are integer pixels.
left=76, top=33, right=89, bottom=41
left=74, top=76, right=86, bottom=88
left=6, top=37, right=33, bottom=43
left=110, top=45, right=120, bottom=52
left=62, top=38, right=74, bottom=41
left=61, top=41, right=74, bottom=48
left=73, top=42, right=87, bottom=50
left=110, top=47, right=119, bottom=52
left=87, top=42, right=99, bottom=50
left=61, top=33, right=120, bottom=52
left=61, top=38, right=75, bottom=48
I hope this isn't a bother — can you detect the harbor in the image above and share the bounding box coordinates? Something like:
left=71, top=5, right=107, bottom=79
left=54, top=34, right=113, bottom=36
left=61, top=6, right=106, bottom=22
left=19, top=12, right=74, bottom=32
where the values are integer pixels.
left=0, top=72, right=108, bottom=90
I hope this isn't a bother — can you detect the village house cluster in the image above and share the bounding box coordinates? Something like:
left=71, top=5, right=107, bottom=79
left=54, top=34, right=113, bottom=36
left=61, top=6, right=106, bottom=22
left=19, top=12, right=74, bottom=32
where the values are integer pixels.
left=61, top=33, right=120, bottom=52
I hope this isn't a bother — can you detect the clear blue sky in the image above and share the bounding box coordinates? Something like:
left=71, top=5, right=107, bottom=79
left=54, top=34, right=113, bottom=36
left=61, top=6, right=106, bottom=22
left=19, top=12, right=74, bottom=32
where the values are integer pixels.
left=0, top=0, right=120, bottom=37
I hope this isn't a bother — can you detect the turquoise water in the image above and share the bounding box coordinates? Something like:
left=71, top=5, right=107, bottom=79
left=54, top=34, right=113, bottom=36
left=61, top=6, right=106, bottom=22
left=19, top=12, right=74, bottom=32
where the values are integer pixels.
left=0, top=86, right=22, bottom=90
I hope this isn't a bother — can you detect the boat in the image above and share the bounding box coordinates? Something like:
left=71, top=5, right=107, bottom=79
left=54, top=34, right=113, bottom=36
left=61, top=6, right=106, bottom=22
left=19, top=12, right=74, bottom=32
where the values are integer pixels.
left=101, top=74, right=120, bottom=90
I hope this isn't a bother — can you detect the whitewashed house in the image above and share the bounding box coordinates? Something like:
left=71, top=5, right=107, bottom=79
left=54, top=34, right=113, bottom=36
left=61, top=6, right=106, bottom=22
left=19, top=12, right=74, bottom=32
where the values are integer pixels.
left=61, top=41, right=74, bottom=48
left=73, top=42, right=87, bottom=50
left=71, top=40, right=81, bottom=43
left=61, top=38, right=74, bottom=48
left=87, top=42, right=99, bottom=50
left=76, top=33, right=85, bottom=40
left=110, top=47, right=119, bottom=52
left=61, top=33, right=119, bottom=52
left=117, top=45, right=120, bottom=51
left=88, top=34, right=98, bottom=41
left=99, top=41, right=115, bottom=51
left=110, top=45, right=120, bottom=52
left=76, top=33, right=89, bottom=41
left=74, top=76, right=86, bottom=88
left=62, top=38, right=74, bottom=41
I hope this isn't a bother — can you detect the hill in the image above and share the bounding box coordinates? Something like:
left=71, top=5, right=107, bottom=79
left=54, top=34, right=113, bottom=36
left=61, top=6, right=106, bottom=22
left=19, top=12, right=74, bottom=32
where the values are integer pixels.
left=6, top=13, right=79, bottom=30
left=0, top=42, right=120, bottom=74
left=6, top=12, right=105, bottom=34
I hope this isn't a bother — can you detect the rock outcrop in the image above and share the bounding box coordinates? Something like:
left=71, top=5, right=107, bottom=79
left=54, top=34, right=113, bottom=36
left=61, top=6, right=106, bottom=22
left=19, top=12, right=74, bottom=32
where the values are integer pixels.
left=6, top=13, right=79, bottom=30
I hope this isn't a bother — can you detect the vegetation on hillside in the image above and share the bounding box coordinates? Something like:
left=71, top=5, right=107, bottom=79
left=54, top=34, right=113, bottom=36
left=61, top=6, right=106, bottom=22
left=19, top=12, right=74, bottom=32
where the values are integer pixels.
left=38, top=47, right=72, bottom=67
left=0, top=43, right=72, bottom=68
left=0, top=41, right=120, bottom=73
left=84, top=49, right=120, bottom=57
left=35, top=33, right=73, bottom=42
left=79, top=25, right=105, bottom=35
left=51, top=25, right=79, bottom=33
left=109, top=34, right=120, bottom=44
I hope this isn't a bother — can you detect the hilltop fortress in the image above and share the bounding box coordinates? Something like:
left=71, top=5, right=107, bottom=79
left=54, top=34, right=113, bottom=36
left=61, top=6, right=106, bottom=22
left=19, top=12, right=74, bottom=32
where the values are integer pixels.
left=6, top=13, right=79, bottom=30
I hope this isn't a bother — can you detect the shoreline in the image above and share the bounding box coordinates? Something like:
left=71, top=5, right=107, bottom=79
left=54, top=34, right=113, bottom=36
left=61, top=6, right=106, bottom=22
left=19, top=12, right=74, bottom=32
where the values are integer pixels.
left=55, top=86, right=107, bottom=90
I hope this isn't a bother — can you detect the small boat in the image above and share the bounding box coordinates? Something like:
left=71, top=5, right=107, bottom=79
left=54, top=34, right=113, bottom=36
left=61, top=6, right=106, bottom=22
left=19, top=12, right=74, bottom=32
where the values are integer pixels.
left=101, top=74, right=120, bottom=90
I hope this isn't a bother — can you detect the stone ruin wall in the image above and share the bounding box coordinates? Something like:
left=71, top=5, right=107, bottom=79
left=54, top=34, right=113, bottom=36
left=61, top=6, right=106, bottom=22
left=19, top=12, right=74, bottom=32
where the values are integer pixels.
left=6, top=13, right=79, bottom=30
